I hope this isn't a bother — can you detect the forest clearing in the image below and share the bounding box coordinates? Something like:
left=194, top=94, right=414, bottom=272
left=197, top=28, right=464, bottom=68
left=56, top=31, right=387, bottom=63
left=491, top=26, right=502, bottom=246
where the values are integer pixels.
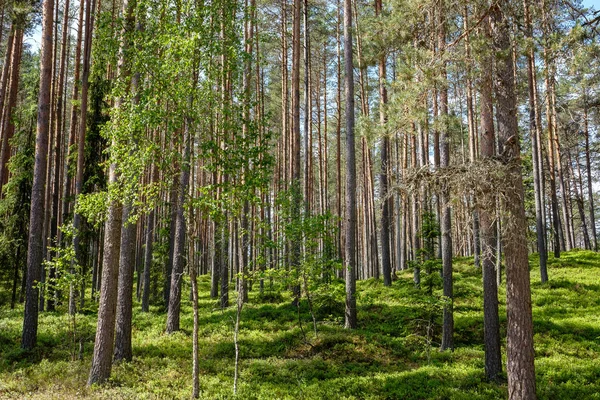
left=0, top=0, right=599, bottom=398
left=1, top=251, right=599, bottom=399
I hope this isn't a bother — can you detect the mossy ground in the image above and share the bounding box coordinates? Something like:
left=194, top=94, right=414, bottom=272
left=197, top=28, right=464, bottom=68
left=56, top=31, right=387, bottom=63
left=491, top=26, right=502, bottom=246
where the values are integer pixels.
left=1, top=250, right=599, bottom=399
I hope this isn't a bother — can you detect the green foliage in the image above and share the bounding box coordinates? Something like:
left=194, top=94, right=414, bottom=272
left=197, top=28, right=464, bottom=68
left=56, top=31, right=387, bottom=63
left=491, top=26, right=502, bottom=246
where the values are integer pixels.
left=41, top=226, right=86, bottom=301
left=1, top=251, right=600, bottom=398
left=75, top=192, right=109, bottom=228
left=0, top=49, right=37, bottom=307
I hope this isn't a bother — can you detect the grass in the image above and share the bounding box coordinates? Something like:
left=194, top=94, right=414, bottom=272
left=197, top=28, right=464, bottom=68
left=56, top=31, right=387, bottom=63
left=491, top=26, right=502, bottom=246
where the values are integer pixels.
left=1, top=250, right=599, bottom=399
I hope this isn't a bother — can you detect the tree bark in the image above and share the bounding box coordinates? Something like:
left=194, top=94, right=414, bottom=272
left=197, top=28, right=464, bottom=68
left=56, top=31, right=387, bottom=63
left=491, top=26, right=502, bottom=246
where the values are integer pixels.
left=583, top=105, right=597, bottom=251
left=438, top=1, right=454, bottom=351
left=479, top=13, right=502, bottom=381
left=166, top=116, right=192, bottom=333
left=191, top=261, right=200, bottom=398
left=376, top=0, right=391, bottom=285
left=0, top=23, right=15, bottom=150
left=343, top=0, right=357, bottom=329
left=87, top=0, right=132, bottom=384
left=491, top=4, right=537, bottom=398
left=22, top=0, right=54, bottom=351
left=71, top=0, right=95, bottom=314
left=113, top=205, right=136, bottom=362
left=524, top=0, right=548, bottom=282
left=0, top=28, right=23, bottom=191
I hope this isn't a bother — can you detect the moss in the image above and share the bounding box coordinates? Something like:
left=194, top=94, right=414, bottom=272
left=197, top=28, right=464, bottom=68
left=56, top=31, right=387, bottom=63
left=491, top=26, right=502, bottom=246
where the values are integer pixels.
left=0, top=250, right=599, bottom=398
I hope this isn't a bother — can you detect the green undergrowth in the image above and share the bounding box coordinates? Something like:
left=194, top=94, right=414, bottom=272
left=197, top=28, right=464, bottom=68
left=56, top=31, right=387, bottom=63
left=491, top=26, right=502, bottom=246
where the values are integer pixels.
left=1, top=250, right=599, bottom=399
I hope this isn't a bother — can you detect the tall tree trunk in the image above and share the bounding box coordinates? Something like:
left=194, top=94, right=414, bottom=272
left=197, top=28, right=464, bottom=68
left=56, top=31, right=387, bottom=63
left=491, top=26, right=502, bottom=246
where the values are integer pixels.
left=164, top=170, right=178, bottom=309
left=141, top=188, right=155, bottom=312
left=542, top=0, right=562, bottom=256
left=113, top=206, right=136, bottom=361
left=166, top=115, right=192, bottom=333
left=491, top=4, right=537, bottom=399
left=71, top=0, right=95, bottom=314
left=87, top=0, right=133, bottom=384
left=190, top=260, right=200, bottom=399
left=336, top=0, right=343, bottom=262
left=464, top=6, right=481, bottom=268
left=411, top=126, right=420, bottom=287
left=479, top=13, right=502, bottom=381
left=438, top=1, right=453, bottom=351
left=114, top=8, right=143, bottom=358
left=343, top=0, right=357, bottom=329
left=524, top=0, right=548, bottom=282
left=570, top=149, right=591, bottom=249
left=0, top=28, right=23, bottom=191
left=21, top=0, right=54, bottom=351
left=377, top=0, right=391, bottom=285
left=0, top=23, right=15, bottom=153
left=583, top=105, right=597, bottom=251
left=290, top=0, right=302, bottom=305
left=62, top=0, right=85, bottom=293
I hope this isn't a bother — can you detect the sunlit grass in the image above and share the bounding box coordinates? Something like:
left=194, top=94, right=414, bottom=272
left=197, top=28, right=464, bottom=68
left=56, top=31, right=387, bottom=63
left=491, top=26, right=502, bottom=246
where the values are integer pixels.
left=1, top=250, right=599, bottom=399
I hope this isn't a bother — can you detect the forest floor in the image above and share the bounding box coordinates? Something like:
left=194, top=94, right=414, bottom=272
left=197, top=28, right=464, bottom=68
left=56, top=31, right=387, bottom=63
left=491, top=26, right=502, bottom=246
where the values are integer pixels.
left=1, top=250, right=599, bottom=399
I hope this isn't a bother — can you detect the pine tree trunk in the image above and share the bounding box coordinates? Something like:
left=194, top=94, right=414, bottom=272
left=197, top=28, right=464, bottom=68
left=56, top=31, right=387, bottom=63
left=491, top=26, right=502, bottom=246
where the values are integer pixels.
left=0, top=28, right=23, bottom=190
left=464, top=7, right=481, bottom=268
left=570, top=150, right=591, bottom=249
left=141, top=195, right=155, bottom=312
left=164, top=169, right=178, bottom=309
left=0, top=23, right=15, bottom=152
left=22, top=0, right=54, bottom=351
left=166, top=116, right=192, bottom=333
left=524, top=0, right=548, bottom=282
left=491, top=4, right=537, bottom=398
left=191, top=260, right=200, bottom=398
left=87, top=0, right=133, bottom=384
left=62, top=1, right=85, bottom=294
left=71, top=0, right=95, bottom=314
left=113, top=205, right=136, bottom=361
left=479, top=14, right=502, bottom=381
left=290, top=0, right=302, bottom=305
left=438, top=2, right=453, bottom=351
left=410, top=128, right=420, bottom=287
left=343, top=0, right=357, bottom=329
left=583, top=106, right=597, bottom=251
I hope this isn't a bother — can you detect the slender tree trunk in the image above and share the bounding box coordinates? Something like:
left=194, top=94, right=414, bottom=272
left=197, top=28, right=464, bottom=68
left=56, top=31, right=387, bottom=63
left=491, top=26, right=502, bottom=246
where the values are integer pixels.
left=190, top=260, right=200, bottom=398
left=22, top=0, right=54, bottom=351
left=570, top=149, right=591, bottom=249
left=464, top=7, right=481, bottom=268
left=376, top=0, right=391, bottom=285
left=411, top=127, right=420, bottom=287
left=220, top=212, right=229, bottom=308
left=166, top=114, right=192, bottom=333
left=479, top=13, right=502, bottom=381
left=541, top=0, right=562, bottom=256
left=0, top=23, right=15, bottom=149
left=52, top=0, right=70, bottom=249
left=87, top=0, right=133, bottom=384
left=336, top=0, right=343, bottom=262
left=290, top=0, right=302, bottom=305
left=524, top=0, right=548, bottom=282
left=438, top=1, right=453, bottom=351
left=62, top=1, right=85, bottom=290
left=583, top=105, right=597, bottom=251
left=71, top=0, right=95, bottom=314
left=492, top=4, right=537, bottom=398
left=0, top=28, right=23, bottom=191
left=114, top=7, right=144, bottom=357
left=164, top=171, right=178, bottom=309
left=141, top=199, right=154, bottom=312
left=343, top=0, right=357, bottom=329
left=113, top=205, right=136, bottom=362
